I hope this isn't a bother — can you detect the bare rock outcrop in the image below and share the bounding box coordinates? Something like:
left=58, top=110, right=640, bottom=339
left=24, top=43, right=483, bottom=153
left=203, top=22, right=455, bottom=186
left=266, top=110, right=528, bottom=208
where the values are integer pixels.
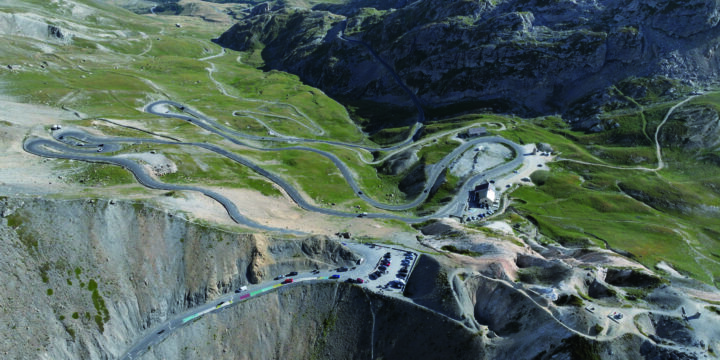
left=0, top=196, right=356, bottom=359
left=215, top=0, right=720, bottom=128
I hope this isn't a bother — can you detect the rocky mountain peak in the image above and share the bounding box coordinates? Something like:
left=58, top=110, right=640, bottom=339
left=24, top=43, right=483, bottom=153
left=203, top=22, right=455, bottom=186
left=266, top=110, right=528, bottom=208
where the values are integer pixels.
left=215, top=0, right=720, bottom=130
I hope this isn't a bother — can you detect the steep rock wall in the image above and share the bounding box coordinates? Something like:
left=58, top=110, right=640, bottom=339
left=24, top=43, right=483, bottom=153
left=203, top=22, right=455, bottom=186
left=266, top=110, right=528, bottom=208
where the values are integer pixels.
left=0, top=197, right=355, bottom=359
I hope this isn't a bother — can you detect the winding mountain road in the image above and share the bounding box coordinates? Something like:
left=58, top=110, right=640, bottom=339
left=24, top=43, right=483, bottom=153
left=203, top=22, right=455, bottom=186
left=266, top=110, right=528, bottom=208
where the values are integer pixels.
left=24, top=31, right=526, bottom=231
left=25, top=102, right=523, bottom=231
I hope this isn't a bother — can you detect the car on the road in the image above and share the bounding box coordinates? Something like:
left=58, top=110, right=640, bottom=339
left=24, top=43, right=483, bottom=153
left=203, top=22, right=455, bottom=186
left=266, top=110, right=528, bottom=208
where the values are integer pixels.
left=215, top=301, right=226, bottom=308
left=157, top=329, right=165, bottom=335
left=234, top=286, right=248, bottom=293
left=537, top=164, right=543, bottom=167
left=311, top=269, right=320, bottom=274
left=329, top=274, right=340, bottom=279
left=286, top=271, right=298, bottom=276
left=282, top=278, right=293, bottom=284
left=337, top=266, right=349, bottom=272
left=274, top=275, right=284, bottom=280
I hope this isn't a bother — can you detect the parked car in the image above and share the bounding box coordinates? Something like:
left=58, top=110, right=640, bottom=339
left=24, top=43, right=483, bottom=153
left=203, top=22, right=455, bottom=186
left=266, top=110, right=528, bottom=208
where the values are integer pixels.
left=378, top=265, right=387, bottom=271
left=282, top=278, right=293, bottom=284
left=330, top=274, right=340, bottom=279
left=234, top=286, right=248, bottom=293
left=369, top=273, right=378, bottom=280
left=337, top=266, right=349, bottom=272
left=384, top=252, right=391, bottom=258
left=274, top=275, right=284, bottom=280
left=356, top=278, right=364, bottom=284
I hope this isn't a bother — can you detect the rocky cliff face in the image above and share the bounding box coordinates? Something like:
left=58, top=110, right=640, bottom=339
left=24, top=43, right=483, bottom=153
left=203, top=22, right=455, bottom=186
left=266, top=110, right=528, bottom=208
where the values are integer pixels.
left=143, top=282, right=489, bottom=360
left=216, top=0, right=720, bottom=129
left=0, top=197, right=356, bottom=359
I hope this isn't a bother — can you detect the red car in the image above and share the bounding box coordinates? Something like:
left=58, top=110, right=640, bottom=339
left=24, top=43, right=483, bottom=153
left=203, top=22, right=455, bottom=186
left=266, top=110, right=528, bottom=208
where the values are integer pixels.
left=356, top=278, right=364, bottom=284
left=282, top=278, right=293, bottom=284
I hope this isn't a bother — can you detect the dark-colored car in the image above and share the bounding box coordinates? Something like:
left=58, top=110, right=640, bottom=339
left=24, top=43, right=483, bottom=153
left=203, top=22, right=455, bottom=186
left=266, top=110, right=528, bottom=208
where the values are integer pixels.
left=356, top=278, right=365, bottom=284
left=337, top=266, right=349, bottom=272
left=330, top=274, right=340, bottom=279
left=282, top=278, right=293, bottom=284
left=384, top=252, right=392, bottom=258
left=311, top=269, right=320, bottom=274
left=378, top=265, right=387, bottom=271
left=286, top=271, right=298, bottom=276
left=369, top=273, right=378, bottom=280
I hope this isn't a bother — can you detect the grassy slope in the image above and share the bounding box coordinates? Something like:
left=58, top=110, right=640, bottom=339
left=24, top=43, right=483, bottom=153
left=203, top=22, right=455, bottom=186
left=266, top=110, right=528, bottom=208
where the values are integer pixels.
left=503, top=97, right=720, bottom=286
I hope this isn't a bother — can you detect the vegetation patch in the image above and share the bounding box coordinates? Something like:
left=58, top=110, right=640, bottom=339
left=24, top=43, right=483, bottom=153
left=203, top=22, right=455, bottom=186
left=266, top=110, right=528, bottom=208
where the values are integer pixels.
left=554, top=294, right=584, bottom=307
left=441, top=245, right=482, bottom=257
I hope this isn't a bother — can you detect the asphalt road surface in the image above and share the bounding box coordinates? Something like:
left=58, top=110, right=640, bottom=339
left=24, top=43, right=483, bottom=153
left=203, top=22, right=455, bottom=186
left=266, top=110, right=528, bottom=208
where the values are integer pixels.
left=25, top=103, right=523, bottom=229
